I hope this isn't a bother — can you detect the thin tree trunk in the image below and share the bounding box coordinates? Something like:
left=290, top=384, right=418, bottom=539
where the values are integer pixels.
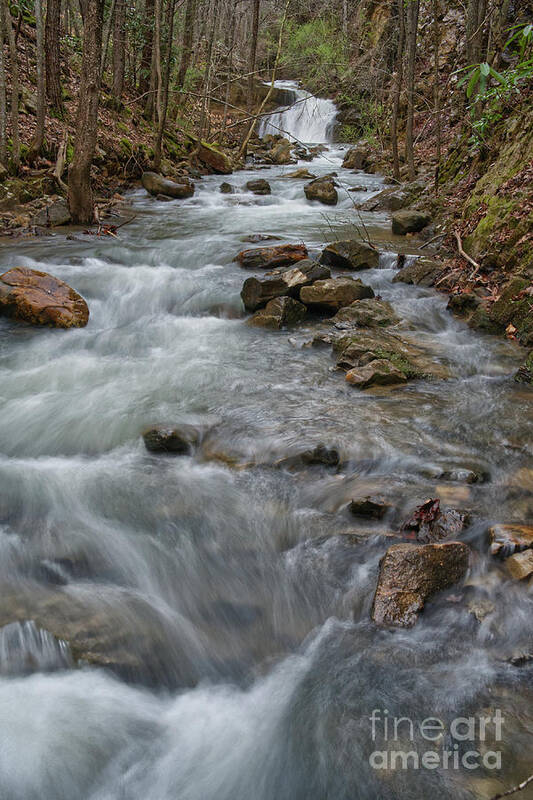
left=432, top=0, right=441, bottom=194
left=153, top=0, right=162, bottom=122
left=29, top=0, right=46, bottom=160
left=247, top=0, right=260, bottom=106
left=0, top=0, right=7, bottom=167
left=45, top=0, right=63, bottom=114
left=68, top=0, right=104, bottom=223
left=2, top=0, right=20, bottom=169
left=391, top=0, right=405, bottom=181
left=404, top=0, right=419, bottom=181
left=100, top=0, right=117, bottom=80
left=198, top=0, right=217, bottom=138
left=112, top=0, right=126, bottom=99
left=153, top=0, right=176, bottom=169
left=223, top=0, right=236, bottom=131
left=139, top=0, right=155, bottom=100
left=176, top=0, right=195, bottom=87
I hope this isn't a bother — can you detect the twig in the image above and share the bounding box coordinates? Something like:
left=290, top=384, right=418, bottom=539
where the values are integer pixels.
left=454, top=229, right=480, bottom=279
left=490, top=772, right=533, bottom=800
left=419, top=232, right=446, bottom=249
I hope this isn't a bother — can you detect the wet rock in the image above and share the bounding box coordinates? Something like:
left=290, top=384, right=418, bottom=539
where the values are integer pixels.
left=196, top=141, right=233, bottom=174
left=234, top=243, right=308, bottom=270
left=142, top=423, right=201, bottom=455
left=371, top=541, right=470, bottom=627
left=248, top=296, right=306, bottom=329
left=278, top=443, right=340, bottom=470
left=0, top=267, right=89, bottom=328
left=342, top=146, right=370, bottom=170
left=447, top=292, right=481, bottom=315
left=299, top=276, right=374, bottom=313
left=392, top=210, right=431, bottom=235
left=240, top=234, right=281, bottom=243
left=515, top=351, right=533, bottom=384
left=141, top=171, right=194, bottom=199
left=392, top=257, right=442, bottom=286
left=349, top=496, right=390, bottom=519
left=333, top=329, right=446, bottom=381
left=345, top=358, right=407, bottom=389
left=304, top=177, right=338, bottom=205
left=220, top=182, right=236, bottom=194
left=401, top=498, right=470, bottom=543
left=488, top=524, right=533, bottom=558
left=270, top=138, right=293, bottom=165
left=504, top=550, right=533, bottom=581
left=240, top=260, right=330, bottom=311
left=31, top=199, right=71, bottom=227
left=319, top=240, right=380, bottom=271
left=332, top=298, right=400, bottom=329
left=246, top=179, right=271, bottom=195
left=438, top=468, right=480, bottom=484
left=283, top=168, right=317, bottom=179
left=358, top=186, right=411, bottom=212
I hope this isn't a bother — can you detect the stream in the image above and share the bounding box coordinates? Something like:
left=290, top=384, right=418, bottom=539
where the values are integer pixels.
left=0, top=81, right=532, bottom=800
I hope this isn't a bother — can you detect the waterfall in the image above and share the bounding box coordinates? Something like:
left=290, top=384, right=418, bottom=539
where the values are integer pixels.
left=257, top=80, right=337, bottom=144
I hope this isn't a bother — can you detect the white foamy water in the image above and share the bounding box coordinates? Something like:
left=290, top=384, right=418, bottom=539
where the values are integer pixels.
left=258, top=80, right=337, bottom=143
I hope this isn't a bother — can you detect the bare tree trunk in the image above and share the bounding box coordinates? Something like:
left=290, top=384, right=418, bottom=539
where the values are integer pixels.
left=391, top=0, right=405, bottom=181
left=68, top=0, right=104, bottom=223
left=198, top=0, right=217, bottom=138
left=466, top=0, right=487, bottom=63
left=138, top=0, right=155, bottom=100
left=247, top=0, right=260, bottom=106
left=0, top=0, right=7, bottom=167
left=2, top=0, right=19, bottom=169
left=153, top=0, right=162, bottom=122
left=100, top=0, right=117, bottom=80
left=45, top=0, right=63, bottom=114
left=404, top=0, right=419, bottom=181
left=432, top=0, right=441, bottom=194
left=153, top=0, right=176, bottom=169
left=29, top=0, right=46, bottom=160
left=223, top=0, right=237, bottom=130
left=176, top=0, right=195, bottom=87
left=112, top=0, right=126, bottom=99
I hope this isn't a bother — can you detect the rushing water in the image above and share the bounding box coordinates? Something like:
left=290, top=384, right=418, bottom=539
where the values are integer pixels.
left=0, top=85, right=532, bottom=800
left=258, top=80, right=338, bottom=142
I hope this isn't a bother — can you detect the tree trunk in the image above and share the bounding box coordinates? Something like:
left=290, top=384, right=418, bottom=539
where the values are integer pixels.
left=391, top=0, right=405, bottom=181
left=2, top=0, right=20, bottom=169
left=112, top=0, right=126, bottom=99
left=68, top=0, right=104, bottom=223
left=176, top=0, right=195, bottom=88
left=153, top=0, right=176, bottom=169
left=153, top=0, right=162, bottom=122
left=433, top=0, right=441, bottom=194
left=247, top=0, right=260, bottom=106
left=138, top=0, right=155, bottom=101
left=100, top=0, right=117, bottom=80
left=0, top=0, right=7, bottom=167
left=29, top=0, right=46, bottom=160
left=223, top=0, right=237, bottom=130
left=45, top=0, right=63, bottom=114
left=198, top=0, right=217, bottom=138
left=404, top=0, right=419, bottom=181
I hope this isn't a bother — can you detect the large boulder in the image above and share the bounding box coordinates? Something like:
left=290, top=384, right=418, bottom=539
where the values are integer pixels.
left=234, top=243, right=308, bottom=270
left=392, top=210, right=431, bottom=235
left=345, top=359, right=407, bottom=389
left=241, top=260, right=330, bottom=311
left=269, top=138, right=293, bottom=165
left=342, top=146, right=370, bottom=170
left=371, top=542, right=470, bottom=627
left=142, top=424, right=201, bottom=455
left=358, top=186, right=412, bottom=212
left=220, top=182, right=236, bottom=194
left=196, top=141, right=233, bottom=174
left=141, top=171, right=194, bottom=199
left=246, top=179, right=271, bottom=195
left=0, top=267, right=89, bottom=328
left=304, top=177, right=338, bottom=205
left=299, top=276, right=374, bottom=313
left=248, top=296, right=306, bottom=329
left=392, top=257, right=442, bottom=286
left=31, top=199, right=71, bottom=227
left=332, top=298, right=400, bottom=329
left=319, top=240, right=380, bottom=271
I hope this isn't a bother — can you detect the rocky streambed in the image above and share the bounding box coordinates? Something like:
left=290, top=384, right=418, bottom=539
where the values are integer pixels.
left=0, top=112, right=532, bottom=800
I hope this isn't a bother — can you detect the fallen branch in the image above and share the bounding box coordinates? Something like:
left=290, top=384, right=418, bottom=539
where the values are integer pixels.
left=419, top=232, right=446, bottom=249
left=490, top=772, right=533, bottom=800
left=454, top=229, right=480, bottom=279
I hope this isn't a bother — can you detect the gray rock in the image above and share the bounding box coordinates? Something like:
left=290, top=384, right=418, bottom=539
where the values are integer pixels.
left=392, top=210, right=431, bottom=235
left=304, top=177, right=338, bottom=205
left=320, top=240, right=380, bottom=271
left=143, top=424, right=201, bottom=454
left=246, top=179, right=271, bottom=195
left=241, top=259, right=330, bottom=311
left=299, top=276, right=374, bottom=313
left=32, top=199, right=71, bottom=227
left=141, top=171, right=194, bottom=199
left=248, top=296, right=306, bottom=329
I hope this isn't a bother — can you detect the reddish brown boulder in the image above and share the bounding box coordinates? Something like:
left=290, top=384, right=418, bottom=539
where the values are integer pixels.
left=0, top=267, right=89, bottom=328
left=371, top=541, right=470, bottom=627
left=234, top=243, right=308, bottom=271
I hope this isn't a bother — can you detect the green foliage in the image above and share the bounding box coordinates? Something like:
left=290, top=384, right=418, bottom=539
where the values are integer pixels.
left=456, top=24, right=533, bottom=148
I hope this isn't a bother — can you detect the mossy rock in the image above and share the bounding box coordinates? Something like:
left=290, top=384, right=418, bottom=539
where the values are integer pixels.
left=515, top=351, right=533, bottom=384
left=488, top=278, right=533, bottom=346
